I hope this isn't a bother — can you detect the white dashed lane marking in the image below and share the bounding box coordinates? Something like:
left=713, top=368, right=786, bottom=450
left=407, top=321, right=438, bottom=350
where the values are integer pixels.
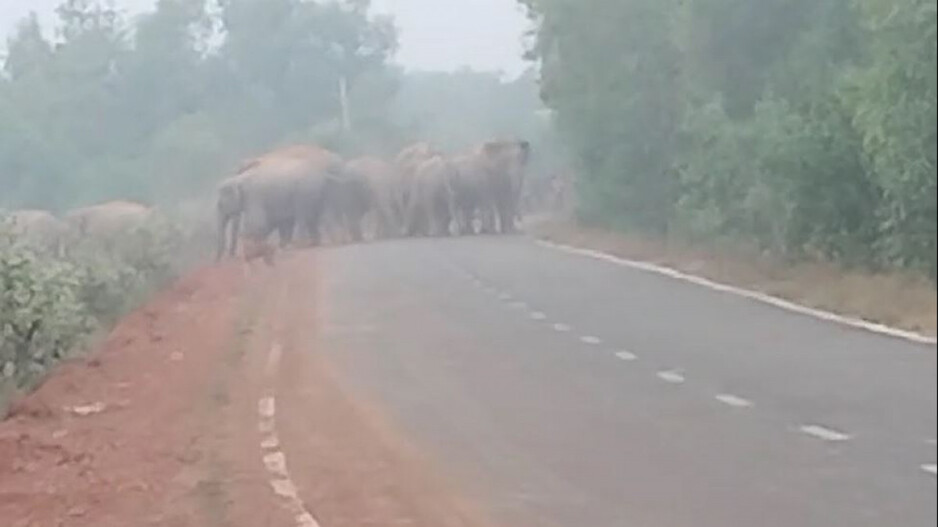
left=657, top=371, right=686, bottom=384
left=457, top=268, right=934, bottom=477
left=263, top=451, right=289, bottom=477
left=259, top=419, right=275, bottom=434
left=799, top=425, right=852, bottom=442
left=715, top=394, right=754, bottom=408
left=270, top=478, right=299, bottom=499
left=258, top=396, right=276, bottom=419
left=261, top=434, right=280, bottom=450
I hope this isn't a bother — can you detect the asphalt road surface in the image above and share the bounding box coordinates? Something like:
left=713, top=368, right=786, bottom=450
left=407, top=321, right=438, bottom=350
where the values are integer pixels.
left=312, top=235, right=937, bottom=527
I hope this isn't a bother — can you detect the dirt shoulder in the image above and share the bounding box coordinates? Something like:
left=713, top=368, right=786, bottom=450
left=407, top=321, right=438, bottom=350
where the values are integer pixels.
left=528, top=218, right=936, bottom=339
left=0, top=253, right=497, bottom=527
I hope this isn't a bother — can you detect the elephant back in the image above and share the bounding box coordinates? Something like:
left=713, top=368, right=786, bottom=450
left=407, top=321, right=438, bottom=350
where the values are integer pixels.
left=3, top=209, right=66, bottom=253
left=65, top=200, right=153, bottom=239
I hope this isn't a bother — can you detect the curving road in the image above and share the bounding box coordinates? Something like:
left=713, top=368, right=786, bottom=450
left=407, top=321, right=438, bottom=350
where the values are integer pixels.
left=311, top=235, right=937, bottom=527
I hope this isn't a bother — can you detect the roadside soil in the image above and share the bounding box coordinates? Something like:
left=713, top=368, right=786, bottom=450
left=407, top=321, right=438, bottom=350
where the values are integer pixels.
left=528, top=217, right=937, bottom=338
left=0, top=251, right=495, bottom=527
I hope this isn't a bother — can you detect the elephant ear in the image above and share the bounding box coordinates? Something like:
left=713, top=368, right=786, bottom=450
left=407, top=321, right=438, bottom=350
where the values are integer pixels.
left=236, top=158, right=261, bottom=175
left=482, top=141, right=503, bottom=156
left=517, top=140, right=531, bottom=164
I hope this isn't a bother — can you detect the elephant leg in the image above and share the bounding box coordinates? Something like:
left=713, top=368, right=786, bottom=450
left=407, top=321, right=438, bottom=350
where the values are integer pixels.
left=277, top=218, right=295, bottom=248
left=438, top=202, right=453, bottom=237
left=229, top=214, right=241, bottom=258
left=347, top=212, right=364, bottom=243
left=479, top=206, right=495, bottom=234
left=405, top=198, right=421, bottom=237
left=301, top=207, right=323, bottom=247
left=216, top=214, right=230, bottom=262
left=496, top=198, right=516, bottom=234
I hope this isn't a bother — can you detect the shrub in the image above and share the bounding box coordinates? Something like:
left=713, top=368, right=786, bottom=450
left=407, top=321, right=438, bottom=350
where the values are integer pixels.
left=1, top=213, right=188, bottom=403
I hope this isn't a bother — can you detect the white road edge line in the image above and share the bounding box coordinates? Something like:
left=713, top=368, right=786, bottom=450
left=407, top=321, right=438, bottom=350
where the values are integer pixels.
left=799, top=425, right=852, bottom=442
left=537, top=240, right=937, bottom=346
left=657, top=371, right=686, bottom=384
left=922, top=464, right=937, bottom=477
left=259, top=343, right=322, bottom=527
left=615, top=351, right=638, bottom=361
left=715, top=394, right=754, bottom=408
left=265, top=343, right=283, bottom=378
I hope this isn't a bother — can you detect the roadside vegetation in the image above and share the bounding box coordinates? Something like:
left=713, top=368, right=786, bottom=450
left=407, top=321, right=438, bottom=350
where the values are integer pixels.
left=519, top=0, right=936, bottom=281
left=0, top=214, right=186, bottom=414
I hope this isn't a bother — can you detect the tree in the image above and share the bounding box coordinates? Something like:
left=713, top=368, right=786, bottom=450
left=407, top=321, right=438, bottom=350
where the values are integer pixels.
left=519, top=0, right=936, bottom=276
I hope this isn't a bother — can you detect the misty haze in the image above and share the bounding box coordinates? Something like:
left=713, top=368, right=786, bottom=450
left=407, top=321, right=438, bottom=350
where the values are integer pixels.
left=1, top=1, right=935, bottom=526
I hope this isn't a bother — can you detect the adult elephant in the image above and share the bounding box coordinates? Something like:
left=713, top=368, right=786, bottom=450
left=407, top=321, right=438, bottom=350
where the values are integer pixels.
left=345, top=156, right=402, bottom=239
left=452, top=139, right=530, bottom=235
left=215, top=144, right=344, bottom=262
left=3, top=209, right=67, bottom=255
left=450, top=154, right=487, bottom=235
left=65, top=201, right=155, bottom=245
left=405, top=155, right=457, bottom=237
left=326, top=162, right=373, bottom=244
left=394, top=142, right=441, bottom=219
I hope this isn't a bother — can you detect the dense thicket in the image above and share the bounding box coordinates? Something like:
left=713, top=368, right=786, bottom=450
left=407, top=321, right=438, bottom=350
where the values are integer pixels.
left=519, top=0, right=937, bottom=278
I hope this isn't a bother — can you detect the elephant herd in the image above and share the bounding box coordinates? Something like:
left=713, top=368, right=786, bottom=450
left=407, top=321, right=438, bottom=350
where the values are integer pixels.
left=215, top=139, right=531, bottom=263
left=2, top=201, right=156, bottom=256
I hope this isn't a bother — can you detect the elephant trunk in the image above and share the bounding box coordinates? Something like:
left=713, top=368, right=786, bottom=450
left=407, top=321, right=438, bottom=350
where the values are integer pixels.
left=216, top=209, right=231, bottom=262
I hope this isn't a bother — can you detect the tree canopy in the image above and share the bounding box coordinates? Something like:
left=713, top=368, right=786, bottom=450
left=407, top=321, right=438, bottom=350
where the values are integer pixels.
left=519, top=0, right=937, bottom=277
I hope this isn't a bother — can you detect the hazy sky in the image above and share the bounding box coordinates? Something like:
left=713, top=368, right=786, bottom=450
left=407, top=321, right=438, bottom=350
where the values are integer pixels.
left=0, top=0, right=530, bottom=76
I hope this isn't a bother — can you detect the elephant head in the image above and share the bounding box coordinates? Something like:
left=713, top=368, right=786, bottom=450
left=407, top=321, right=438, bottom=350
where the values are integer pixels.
left=471, top=139, right=531, bottom=234
left=216, top=175, right=245, bottom=261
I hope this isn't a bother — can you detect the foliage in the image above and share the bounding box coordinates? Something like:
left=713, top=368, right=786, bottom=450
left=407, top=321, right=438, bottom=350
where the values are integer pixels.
left=520, top=0, right=937, bottom=278
left=1, top=220, right=87, bottom=389
left=1, top=214, right=186, bottom=393
left=0, top=0, right=401, bottom=210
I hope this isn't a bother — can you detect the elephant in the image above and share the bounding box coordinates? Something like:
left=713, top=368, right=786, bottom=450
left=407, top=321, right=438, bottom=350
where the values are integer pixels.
left=450, top=154, right=487, bottom=235
left=325, top=164, right=372, bottom=244
left=2, top=209, right=67, bottom=255
left=451, top=139, right=530, bottom=235
left=344, top=156, right=404, bottom=239
left=405, top=155, right=458, bottom=237
left=64, top=201, right=155, bottom=245
left=216, top=144, right=344, bottom=262
left=394, top=142, right=441, bottom=218
left=216, top=174, right=246, bottom=260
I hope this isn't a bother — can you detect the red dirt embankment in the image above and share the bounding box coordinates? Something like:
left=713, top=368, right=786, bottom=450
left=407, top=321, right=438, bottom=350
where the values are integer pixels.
left=0, top=253, right=493, bottom=527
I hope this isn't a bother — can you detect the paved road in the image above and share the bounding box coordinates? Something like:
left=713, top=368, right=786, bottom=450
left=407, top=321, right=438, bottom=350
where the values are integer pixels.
left=311, top=235, right=937, bottom=527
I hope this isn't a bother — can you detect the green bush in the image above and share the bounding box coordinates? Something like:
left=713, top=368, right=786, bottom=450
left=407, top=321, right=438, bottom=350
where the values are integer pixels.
left=1, top=223, right=90, bottom=391
left=1, top=213, right=187, bottom=401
